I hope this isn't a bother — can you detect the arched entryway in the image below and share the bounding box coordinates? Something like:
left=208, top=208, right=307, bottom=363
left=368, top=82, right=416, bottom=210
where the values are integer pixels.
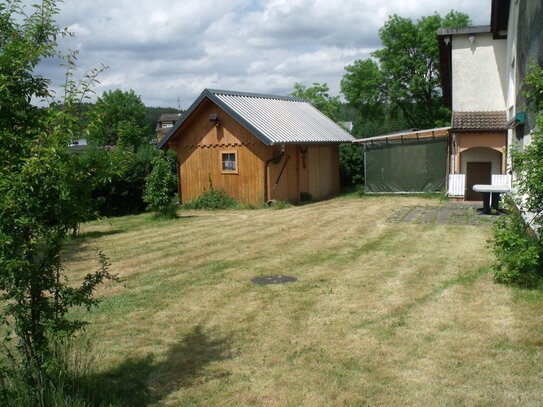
left=460, top=147, right=503, bottom=201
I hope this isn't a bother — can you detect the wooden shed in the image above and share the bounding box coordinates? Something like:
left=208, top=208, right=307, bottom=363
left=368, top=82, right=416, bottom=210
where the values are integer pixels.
left=157, top=89, right=355, bottom=206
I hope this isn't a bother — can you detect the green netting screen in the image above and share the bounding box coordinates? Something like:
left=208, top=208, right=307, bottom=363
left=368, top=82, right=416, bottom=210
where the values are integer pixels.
left=365, top=137, right=448, bottom=193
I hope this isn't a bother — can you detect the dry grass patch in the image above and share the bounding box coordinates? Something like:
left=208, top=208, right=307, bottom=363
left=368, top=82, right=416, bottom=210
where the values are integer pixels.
left=62, top=196, right=543, bottom=406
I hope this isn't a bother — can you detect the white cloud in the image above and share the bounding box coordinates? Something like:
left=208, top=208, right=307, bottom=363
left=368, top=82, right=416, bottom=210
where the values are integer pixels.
left=32, top=0, right=491, bottom=108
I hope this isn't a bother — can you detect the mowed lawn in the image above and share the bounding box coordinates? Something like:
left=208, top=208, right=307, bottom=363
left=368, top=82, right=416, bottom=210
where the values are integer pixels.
left=64, top=196, right=543, bottom=407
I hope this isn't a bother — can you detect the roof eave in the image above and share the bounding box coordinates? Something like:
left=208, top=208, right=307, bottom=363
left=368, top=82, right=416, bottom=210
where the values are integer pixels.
left=355, top=126, right=451, bottom=143
left=491, top=0, right=510, bottom=39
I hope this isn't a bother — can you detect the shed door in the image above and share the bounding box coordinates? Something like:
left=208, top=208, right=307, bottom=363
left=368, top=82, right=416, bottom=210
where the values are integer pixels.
left=466, top=162, right=491, bottom=201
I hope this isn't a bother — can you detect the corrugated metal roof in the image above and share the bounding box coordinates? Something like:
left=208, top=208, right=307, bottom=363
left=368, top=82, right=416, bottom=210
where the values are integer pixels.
left=157, top=89, right=355, bottom=149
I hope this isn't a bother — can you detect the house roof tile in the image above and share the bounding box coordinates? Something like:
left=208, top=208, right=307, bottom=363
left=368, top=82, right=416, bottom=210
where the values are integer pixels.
left=452, top=111, right=507, bottom=131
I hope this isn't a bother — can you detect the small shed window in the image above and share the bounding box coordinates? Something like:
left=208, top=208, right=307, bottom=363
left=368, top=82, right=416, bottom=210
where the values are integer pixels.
left=221, top=150, right=238, bottom=174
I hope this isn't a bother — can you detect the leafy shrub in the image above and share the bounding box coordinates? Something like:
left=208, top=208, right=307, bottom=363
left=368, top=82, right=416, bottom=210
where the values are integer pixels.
left=490, top=64, right=543, bottom=286
left=89, top=146, right=155, bottom=217
left=143, top=150, right=179, bottom=217
left=490, top=205, right=542, bottom=286
left=183, top=188, right=240, bottom=210
left=339, top=143, right=364, bottom=186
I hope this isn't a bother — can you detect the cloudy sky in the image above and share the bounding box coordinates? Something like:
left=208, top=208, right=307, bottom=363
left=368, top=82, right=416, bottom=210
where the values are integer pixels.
left=36, top=0, right=491, bottom=109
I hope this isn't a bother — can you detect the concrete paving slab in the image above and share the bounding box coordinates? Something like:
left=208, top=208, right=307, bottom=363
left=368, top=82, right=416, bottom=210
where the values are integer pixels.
left=388, top=203, right=503, bottom=226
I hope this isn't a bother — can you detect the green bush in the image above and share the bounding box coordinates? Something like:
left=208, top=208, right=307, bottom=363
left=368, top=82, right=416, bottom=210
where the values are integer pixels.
left=183, top=188, right=240, bottom=210
left=490, top=64, right=543, bottom=287
left=88, top=146, right=156, bottom=217
left=490, top=205, right=542, bottom=286
left=339, top=143, right=364, bottom=186
left=143, top=150, right=179, bottom=218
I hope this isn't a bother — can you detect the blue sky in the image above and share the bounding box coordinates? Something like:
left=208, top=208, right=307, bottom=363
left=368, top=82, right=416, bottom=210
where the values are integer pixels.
left=35, top=0, right=491, bottom=108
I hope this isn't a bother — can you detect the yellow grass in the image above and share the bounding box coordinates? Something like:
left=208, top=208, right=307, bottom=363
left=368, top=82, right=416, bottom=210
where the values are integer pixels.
left=63, top=196, right=543, bottom=406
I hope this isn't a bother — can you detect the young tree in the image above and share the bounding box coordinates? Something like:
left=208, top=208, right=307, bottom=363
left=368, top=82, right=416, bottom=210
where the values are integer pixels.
left=0, top=0, right=117, bottom=399
left=341, top=11, right=471, bottom=129
left=143, top=151, right=179, bottom=218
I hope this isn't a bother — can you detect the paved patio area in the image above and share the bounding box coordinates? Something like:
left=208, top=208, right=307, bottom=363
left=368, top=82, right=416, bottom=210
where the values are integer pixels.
left=388, top=202, right=503, bottom=226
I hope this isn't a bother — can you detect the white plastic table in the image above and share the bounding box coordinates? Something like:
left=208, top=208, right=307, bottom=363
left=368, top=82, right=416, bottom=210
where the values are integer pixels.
left=473, top=184, right=511, bottom=214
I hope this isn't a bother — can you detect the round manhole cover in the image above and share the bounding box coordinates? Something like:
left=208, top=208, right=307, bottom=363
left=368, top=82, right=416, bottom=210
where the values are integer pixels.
left=251, top=275, right=297, bottom=285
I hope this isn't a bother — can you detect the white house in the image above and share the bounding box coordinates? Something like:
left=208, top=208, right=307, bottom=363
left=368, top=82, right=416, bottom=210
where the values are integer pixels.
left=438, top=25, right=509, bottom=201
left=439, top=0, right=542, bottom=217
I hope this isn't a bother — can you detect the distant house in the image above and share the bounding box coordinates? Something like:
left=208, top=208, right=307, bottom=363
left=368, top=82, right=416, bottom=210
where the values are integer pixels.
left=437, top=24, right=509, bottom=201
left=155, top=113, right=182, bottom=143
left=158, top=89, right=355, bottom=205
left=68, top=138, right=88, bottom=152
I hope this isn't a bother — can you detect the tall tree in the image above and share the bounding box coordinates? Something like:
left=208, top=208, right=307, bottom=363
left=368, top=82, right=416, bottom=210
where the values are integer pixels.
left=0, top=1, right=116, bottom=400
left=341, top=11, right=471, bottom=129
left=290, top=82, right=341, bottom=120
left=88, top=88, right=149, bottom=147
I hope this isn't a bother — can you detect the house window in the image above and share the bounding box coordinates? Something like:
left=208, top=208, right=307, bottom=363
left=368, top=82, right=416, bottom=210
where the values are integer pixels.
left=221, top=151, right=238, bottom=174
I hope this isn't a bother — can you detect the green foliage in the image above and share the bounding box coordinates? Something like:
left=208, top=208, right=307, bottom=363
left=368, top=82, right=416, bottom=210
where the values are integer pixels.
left=0, top=0, right=58, bottom=167
left=290, top=82, right=341, bottom=120
left=491, top=64, right=543, bottom=286
left=511, top=65, right=543, bottom=226
left=342, top=11, right=471, bottom=129
left=90, top=146, right=155, bottom=216
left=339, top=144, right=364, bottom=186
left=341, top=59, right=384, bottom=115
left=512, top=65, right=543, bottom=225
left=183, top=185, right=240, bottom=210
left=117, top=120, right=149, bottom=151
left=88, top=89, right=149, bottom=147
left=441, top=10, right=471, bottom=28
left=0, top=1, right=117, bottom=400
left=143, top=150, right=179, bottom=218
left=267, top=200, right=292, bottom=210
left=0, top=337, right=124, bottom=407
left=491, top=206, right=542, bottom=286
left=512, top=129, right=543, bottom=225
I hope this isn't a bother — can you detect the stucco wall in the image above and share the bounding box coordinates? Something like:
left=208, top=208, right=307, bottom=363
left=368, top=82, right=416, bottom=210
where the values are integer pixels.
left=452, top=32, right=507, bottom=111
left=460, top=147, right=503, bottom=175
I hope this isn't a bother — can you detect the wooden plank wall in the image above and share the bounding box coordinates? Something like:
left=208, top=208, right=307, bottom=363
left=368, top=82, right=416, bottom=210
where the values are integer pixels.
left=168, top=100, right=269, bottom=206
left=268, top=144, right=299, bottom=202
left=456, top=132, right=506, bottom=151
left=308, top=145, right=340, bottom=200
